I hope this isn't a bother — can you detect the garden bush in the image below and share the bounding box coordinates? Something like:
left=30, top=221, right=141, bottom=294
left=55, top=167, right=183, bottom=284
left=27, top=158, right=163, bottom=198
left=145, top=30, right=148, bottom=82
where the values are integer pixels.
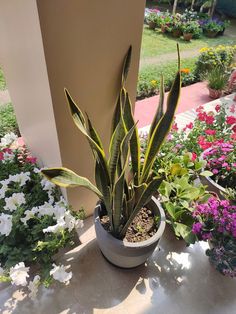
left=137, top=57, right=198, bottom=99
left=195, top=44, right=236, bottom=79
left=0, top=103, right=19, bottom=138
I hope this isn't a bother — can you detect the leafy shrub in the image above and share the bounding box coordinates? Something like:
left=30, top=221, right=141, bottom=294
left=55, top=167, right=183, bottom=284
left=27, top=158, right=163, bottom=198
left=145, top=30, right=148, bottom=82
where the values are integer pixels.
left=0, top=103, right=20, bottom=138
left=195, top=45, right=236, bottom=79
left=0, top=133, right=84, bottom=298
left=137, top=58, right=198, bottom=99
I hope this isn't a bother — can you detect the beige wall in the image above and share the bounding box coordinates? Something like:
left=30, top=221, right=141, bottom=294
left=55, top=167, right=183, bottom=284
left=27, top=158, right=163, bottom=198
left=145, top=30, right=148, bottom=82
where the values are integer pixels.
left=0, top=0, right=145, bottom=215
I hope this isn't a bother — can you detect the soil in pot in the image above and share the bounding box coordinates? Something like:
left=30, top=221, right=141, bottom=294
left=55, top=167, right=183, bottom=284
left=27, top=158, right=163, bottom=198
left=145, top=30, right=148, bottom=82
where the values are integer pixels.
left=100, top=207, right=158, bottom=243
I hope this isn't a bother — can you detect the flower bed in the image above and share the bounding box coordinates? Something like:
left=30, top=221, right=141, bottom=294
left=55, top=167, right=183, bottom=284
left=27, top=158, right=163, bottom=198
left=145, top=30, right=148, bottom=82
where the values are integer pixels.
left=0, top=133, right=84, bottom=299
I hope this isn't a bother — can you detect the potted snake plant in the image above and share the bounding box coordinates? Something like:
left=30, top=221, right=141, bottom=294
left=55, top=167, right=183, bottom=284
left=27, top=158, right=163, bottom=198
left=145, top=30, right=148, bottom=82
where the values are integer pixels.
left=42, top=46, right=181, bottom=268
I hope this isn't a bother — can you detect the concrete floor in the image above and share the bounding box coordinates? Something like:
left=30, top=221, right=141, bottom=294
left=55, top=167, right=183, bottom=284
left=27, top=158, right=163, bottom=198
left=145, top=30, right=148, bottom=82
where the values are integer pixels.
left=0, top=216, right=236, bottom=314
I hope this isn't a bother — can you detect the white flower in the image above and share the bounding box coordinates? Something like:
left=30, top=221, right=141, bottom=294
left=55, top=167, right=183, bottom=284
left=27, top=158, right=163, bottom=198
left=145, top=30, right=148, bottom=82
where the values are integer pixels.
left=0, top=263, right=4, bottom=276
left=64, top=211, right=84, bottom=232
left=20, top=209, right=36, bottom=225
left=42, top=217, right=66, bottom=233
left=50, top=264, right=72, bottom=284
left=0, top=179, right=9, bottom=199
left=2, top=151, right=14, bottom=163
left=53, top=205, right=66, bottom=220
left=37, top=202, right=55, bottom=217
left=41, top=178, right=55, bottom=191
left=8, top=172, right=31, bottom=186
left=9, top=262, right=29, bottom=286
left=4, top=193, right=26, bottom=212
left=28, top=275, right=40, bottom=300
left=0, top=132, right=17, bottom=147
left=0, top=213, right=12, bottom=236
left=33, top=167, right=41, bottom=174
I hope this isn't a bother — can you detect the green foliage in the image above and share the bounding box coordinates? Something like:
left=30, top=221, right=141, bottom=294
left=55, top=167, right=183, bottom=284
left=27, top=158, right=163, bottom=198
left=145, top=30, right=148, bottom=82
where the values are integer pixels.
left=195, top=44, right=236, bottom=78
left=0, top=68, right=6, bottom=91
left=42, top=46, right=181, bottom=239
left=137, top=58, right=197, bottom=99
left=0, top=103, right=19, bottom=138
left=181, top=20, right=202, bottom=35
left=206, top=67, right=228, bottom=90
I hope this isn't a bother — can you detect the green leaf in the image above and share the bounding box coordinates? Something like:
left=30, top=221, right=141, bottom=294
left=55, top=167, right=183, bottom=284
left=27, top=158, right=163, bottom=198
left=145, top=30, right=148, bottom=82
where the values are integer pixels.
left=121, top=46, right=132, bottom=87
left=173, top=222, right=196, bottom=244
left=141, top=69, right=181, bottom=183
left=41, top=167, right=102, bottom=197
left=200, top=171, right=213, bottom=177
left=148, top=74, right=164, bottom=139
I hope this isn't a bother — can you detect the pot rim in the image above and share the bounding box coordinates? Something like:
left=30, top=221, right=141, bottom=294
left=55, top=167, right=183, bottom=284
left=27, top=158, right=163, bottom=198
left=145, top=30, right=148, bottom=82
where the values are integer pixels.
left=200, top=148, right=226, bottom=193
left=94, top=196, right=166, bottom=248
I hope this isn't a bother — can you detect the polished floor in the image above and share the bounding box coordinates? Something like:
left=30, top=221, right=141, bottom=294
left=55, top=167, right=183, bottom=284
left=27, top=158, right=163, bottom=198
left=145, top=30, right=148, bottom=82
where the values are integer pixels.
left=0, top=216, right=236, bottom=314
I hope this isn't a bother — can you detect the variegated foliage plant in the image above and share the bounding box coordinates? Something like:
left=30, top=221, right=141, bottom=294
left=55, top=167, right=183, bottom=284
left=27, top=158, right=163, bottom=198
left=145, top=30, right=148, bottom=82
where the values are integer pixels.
left=42, top=46, right=181, bottom=239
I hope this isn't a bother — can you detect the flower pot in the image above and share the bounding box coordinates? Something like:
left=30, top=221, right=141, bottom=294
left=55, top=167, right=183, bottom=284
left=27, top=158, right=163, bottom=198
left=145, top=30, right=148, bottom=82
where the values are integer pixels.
left=205, top=30, right=218, bottom=38
left=161, top=25, right=166, bottom=33
left=172, top=29, right=182, bottom=38
left=218, top=27, right=225, bottom=36
left=208, top=87, right=223, bottom=99
left=94, top=196, right=166, bottom=268
left=200, top=148, right=226, bottom=200
left=183, top=33, right=193, bottom=41
left=148, top=21, right=156, bottom=30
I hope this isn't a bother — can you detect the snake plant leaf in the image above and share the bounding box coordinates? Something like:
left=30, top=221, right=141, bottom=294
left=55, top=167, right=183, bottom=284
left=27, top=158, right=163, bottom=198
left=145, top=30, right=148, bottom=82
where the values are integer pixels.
left=64, top=88, right=87, bottom=136
left=123, top=91, right=141, bottom=185
left=41, top=167, right=102, bottom=197
left=95, top=161, right=112, bottom=220
left=65, top=88, right=111, bottom=188
left=120, top=177, right=163, bottom=237
left=121, top=45, right=132, bottom=87
left=111, top=87, right=127, bottom=134
left=86, top=113, right=104, bottom=150
left=141, top=70, right=181, bottom=183
left=109, top=118, right=126, bottom=185
left=148, top=74, right=164, bottom=139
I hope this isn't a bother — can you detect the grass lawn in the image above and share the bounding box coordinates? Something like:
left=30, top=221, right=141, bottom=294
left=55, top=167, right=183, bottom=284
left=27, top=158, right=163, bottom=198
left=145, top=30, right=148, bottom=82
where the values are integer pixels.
left=141, top=26, right=236, bottom=59
left=0, top=68, right=6, bottom=91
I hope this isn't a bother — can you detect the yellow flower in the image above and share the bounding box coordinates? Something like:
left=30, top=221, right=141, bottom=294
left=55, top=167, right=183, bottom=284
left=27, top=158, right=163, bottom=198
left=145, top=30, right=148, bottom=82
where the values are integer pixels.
left=150, top=80, right=157, bottom=87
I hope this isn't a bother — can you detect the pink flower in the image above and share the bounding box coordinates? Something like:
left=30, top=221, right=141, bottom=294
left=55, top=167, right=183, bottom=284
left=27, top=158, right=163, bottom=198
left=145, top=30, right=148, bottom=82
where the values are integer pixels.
left=196, top=105, right=204, bottom=112
left=215, top=104, right=221, bottom=112
left=230, top=104, right=236, bottom=113
left=226, top=116, right=236, bottom=125
left=212, top=169, right=219, bottom=174
left=26, top=156, right=37, bottom=164
left=205, top=115, right=214, bottom=125
left=186, top=122, right=193, bottom=129
left=172, top=122, right=178, bottom=131
left=205, top=129, right=216, bottom=136
left=0, top=152, right=3, bottom=160
left=191, top=152, right=197, bottom=161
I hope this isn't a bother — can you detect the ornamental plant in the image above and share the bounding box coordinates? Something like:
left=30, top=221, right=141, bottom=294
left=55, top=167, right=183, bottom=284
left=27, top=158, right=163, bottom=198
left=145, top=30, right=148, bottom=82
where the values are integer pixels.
left=42, top=46, right=181, bottom=240
left=206, top=67, right=228, bottom=90
left=195, top=45, right=236, bottom=78
left=202, top=19, right=223, bottom=33
left=192, top=198, right=236, bottom=277
left=0, top=133, right=84, bottom=299
left=140, top=132, right=211, bottom=244
left=181, top=20, right=201, bottom=35
left=203, top=142, right=236, bottom=190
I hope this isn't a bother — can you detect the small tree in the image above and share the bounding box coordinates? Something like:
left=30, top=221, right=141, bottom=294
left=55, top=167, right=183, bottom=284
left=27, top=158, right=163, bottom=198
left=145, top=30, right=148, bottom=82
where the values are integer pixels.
left=172, top=0, right=178, bottom=15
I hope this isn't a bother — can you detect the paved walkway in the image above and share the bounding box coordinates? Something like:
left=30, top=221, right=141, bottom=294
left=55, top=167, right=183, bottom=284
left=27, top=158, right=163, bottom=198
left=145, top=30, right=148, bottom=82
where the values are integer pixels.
left=134, top=81, right=210, bottom=129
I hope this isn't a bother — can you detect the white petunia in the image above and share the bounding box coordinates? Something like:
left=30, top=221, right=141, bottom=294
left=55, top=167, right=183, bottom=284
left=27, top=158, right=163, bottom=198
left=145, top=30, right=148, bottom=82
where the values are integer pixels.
left=20, top=209, right=36, bottom=225
left=50, top=264, right=72, bottom=284
left=41, top=178, right=55, bottom=191
left=4, top=193, right=26, bottom=212
left=37, top=202, right=55, bottom=217
left=9, top=262, right=30, bottom=286
left=0, top=213, right=13, bottom=236
left=2, top=151, right=14, bottom=163
left=42, top=217, right=66, bottom=233
left=53, top=205, right=66, bottom=220
left=33, top=167, right=41, bottom=174
left=0, top=179, right=9, bottom=199
left=0, top=132, right=18, bottom=147
left=8, top=172, right=31, bottom=187
left=28, top=275, right=40, bottom=300
left=64, top=211, right=84, bottom=232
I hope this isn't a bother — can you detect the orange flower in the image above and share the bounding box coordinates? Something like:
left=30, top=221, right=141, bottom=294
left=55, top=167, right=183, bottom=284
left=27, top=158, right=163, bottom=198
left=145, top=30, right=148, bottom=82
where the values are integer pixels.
left=180, top=68, right=190, bottom=74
